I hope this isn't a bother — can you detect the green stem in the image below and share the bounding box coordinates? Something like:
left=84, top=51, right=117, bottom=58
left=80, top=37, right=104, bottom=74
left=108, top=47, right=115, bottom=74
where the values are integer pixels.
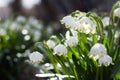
left=73, top=66, right=79, bottom=80
left=100, top=67, right=103, bottom=80
left=96, top=67, right=99, bottom=80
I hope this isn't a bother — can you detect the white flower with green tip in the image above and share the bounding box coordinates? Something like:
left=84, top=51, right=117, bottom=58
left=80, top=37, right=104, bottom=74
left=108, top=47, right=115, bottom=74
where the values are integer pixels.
left=98, top=54, right=113, bottom=67
left=114, top=7, right=120, bottom=17
left=61, top=15, right=77, bottom=29
left=76, top=16, right=96, bottom=34
left=29, top=51, right=44, bottom=63
left=89, top=43, right=107, bottom=60
left=102, top=16, right=110, bottom=27
left=53, top=44, right=67, bottom=56
left=65, top=36, right=78, bottom=47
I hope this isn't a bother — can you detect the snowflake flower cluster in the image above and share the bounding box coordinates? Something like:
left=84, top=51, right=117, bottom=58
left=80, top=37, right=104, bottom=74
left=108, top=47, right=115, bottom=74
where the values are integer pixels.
left=61, top=12, right=96, bottom=34
left=90, top=43, right=113, bottom=67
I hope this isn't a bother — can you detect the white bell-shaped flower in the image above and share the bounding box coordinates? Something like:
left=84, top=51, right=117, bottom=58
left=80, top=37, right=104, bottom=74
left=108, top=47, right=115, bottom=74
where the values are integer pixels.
left=76, top=17, right=96, bottom=34
left=29, top=51, right=43, bottom=63
left=89, top=43, right=107, bottom=60
left=98, top=54, right=113, bottom=67
left=102, top=16, right=110, bottom=27
left=46, top=40, right=56, bottom=49
left=114, top=7, right=120, bottom=17
left=53, top=44, right=67, bottom=56
left=65, top=36, right=78, bottom=47
left=61, top=15, right=77, bottom=29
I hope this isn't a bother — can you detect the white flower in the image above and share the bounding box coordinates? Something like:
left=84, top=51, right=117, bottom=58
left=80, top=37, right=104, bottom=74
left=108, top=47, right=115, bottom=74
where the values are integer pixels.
left=47, top=40, right=56, bottom=49
left=65, top=30, right=71, bottom=39
left=102, top=16, right=110, bottom=27
left=61, top=15, right=77, bottom=29
left=76, top=17, right=96, bottom=34
left=53, top=44, right=67, bottom=56
left=98, top=54, right=113, bottom=67
left=115, top=30, right=120, bottom=39
left=65, top=36, right=78, bottom=47
left=114, top=7, right=120, bottom=17
left=89, top=43, right=107, bottom=60
left=29, top=51, right=43, bottom=62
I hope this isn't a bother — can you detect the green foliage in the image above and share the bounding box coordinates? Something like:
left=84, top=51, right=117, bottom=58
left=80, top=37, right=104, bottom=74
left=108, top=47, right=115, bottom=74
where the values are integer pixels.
left=35, top=1, right=120, bottom=80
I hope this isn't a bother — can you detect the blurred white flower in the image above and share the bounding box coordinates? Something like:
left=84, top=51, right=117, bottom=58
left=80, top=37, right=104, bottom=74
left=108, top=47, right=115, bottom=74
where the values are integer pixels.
left=46, top=26, right=53, bottom=35
left=114, top=7, right=120, bottom=17
left=47, top=40, right=56, bottom=49
left=115, top=30, right=120, bottom=39
left=98, top=54, right=113, bottom=67
left=29, top=51, right=43, bottom=62
left=54, top=44, right=67, bottom=56
left=23, top=49, right=31, bottom=57
left=0, top=28, right=6, bottom=36
left=102, top=16, right=110, bottom=27
left=22, top=29, right=28, bottom=35
left=21, top=0, right=41, bottom=9
left=10, top=22, right=21, bottom=31
left=33, top=30, right=41, bottom=41
left=24, top=35, right=31, bottom=41
left=0, top=0, right=14, bottom=7
left=65, top=36, right=78, bottom=47
left=89, top=43, right=107, bottom=60
left=61, top=15, right=77, bottom=29
left=28, top=16, right=40, bottom=26
left=16, top=15, right=26, bottom=23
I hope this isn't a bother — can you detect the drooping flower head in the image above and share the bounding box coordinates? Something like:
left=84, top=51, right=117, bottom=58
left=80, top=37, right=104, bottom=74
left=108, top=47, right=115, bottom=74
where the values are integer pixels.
left=98, top=54, right=113, bottom=67
left=53, top=44, right=67, bottom=56
left=29, top=51, right=44, bottom=63
left=65, top=36, right=78, bottom=47
left=61, top=15, right=77, bottom=29
left=102, top=16, right=110, bottom=27
left=114, top=7, right=120, bottom=17
left=76, top=17, right=96, bottom=34
left=89, top=43, right=107, bottom=60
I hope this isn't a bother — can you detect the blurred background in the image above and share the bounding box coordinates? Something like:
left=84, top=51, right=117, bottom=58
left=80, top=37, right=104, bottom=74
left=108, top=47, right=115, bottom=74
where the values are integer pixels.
left=0, top=0, right=117, bottom=80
